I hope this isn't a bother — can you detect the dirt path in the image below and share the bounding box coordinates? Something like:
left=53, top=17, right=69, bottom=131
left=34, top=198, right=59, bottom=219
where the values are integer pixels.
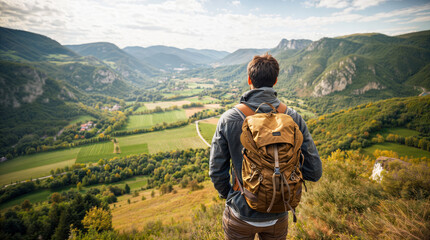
left=195, top=120, right=211, bottom=147
left=3, top=172, right=68, bottom=188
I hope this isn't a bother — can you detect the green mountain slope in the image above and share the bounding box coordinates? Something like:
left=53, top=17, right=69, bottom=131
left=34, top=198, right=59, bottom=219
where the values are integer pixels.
left=0, top=27, right=133, bottom=97
left=0, top=61, right=86, bottom=154
left=213, top=48, right=269, bottom=66
left=0, top=27, right=78, bottom=61
left=123, top=45, right=214, bottom=70
left=307, top=95, right=430, bottom=156
left=66, top=42, right=159, bottom=85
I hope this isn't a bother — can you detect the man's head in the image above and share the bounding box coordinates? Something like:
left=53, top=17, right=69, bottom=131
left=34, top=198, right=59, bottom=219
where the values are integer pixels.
left=247, top=53, right=279, bottom=89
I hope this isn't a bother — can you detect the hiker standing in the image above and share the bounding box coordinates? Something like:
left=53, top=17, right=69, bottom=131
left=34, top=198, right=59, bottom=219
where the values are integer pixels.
left=209, top=54, right=322, bottom=240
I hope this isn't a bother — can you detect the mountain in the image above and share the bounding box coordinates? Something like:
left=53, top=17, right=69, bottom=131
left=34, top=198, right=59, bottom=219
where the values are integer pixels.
left=213, top=48, right=269, bottom=67
left=65, top=42, right=158, bottom=85
left=270, top=39, right=312, bottom=56
left=0, top=27, right=133, bottom=97
left=123, top=45, right=215, bottom=70
left=184, top=48, right=230, bottom=60
left=277, top=31, right=430, bottom=98
left=141, top=52, right=194, bottom=70
left=0, top=27, right=78, bottom=61
left=192, top=31, right=430, bottom=110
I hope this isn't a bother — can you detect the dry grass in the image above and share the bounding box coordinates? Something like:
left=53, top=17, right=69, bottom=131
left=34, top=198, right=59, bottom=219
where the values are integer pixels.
left=184, top=104, right=221, bottom=117
left=144, top=100, right=191, bottom=110
left=200, top=117, right=219, bottom=125
left=111, top=181, right=218, bottom=232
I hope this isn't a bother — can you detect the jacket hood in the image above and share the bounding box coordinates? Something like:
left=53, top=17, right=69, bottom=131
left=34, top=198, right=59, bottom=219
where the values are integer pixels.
left=240, top=87, right=281, bottom=112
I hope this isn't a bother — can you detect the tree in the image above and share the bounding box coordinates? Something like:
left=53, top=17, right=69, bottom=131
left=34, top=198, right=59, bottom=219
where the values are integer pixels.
left=124, top=184, right=130, bottom=194
left=51, top=192, right=62, bottom=203
left=77, top=182, right=82, bottom=191
left=82, top=206, right=112, bottom=232
left=104, top=164, right=111, bottom=171
left=21, top=199, right=32, bottom=211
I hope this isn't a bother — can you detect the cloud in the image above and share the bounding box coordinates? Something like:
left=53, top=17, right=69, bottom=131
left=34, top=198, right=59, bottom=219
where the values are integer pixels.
left=232, top=1, right=240, bottom=6
left=305, top=0, right=386, bottom=10
left=405, top=15, right=430, bottom=24
left=0, top=0, right=428, bottom=51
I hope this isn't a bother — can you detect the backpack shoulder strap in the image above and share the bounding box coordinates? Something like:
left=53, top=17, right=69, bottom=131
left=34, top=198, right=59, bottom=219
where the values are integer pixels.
left=235, top=102, right=288, bottom=118
left=235, top=103, right=255, bottom=118
left=277, top=102, right=287, bottom=114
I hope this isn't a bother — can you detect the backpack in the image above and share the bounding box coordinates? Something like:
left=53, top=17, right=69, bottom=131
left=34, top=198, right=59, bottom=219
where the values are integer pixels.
left=233, top=102, right=305, bottom=222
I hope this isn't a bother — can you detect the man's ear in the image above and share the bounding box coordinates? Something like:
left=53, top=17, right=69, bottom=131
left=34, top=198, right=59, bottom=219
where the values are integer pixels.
left=248, top=76, right=252, bottom=85
left=274, top=78, right=278, bottom=86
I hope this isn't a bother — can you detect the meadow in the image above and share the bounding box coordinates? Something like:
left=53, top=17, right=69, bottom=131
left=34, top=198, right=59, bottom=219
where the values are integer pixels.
left=117, top=124, right=207, bottom=154
left=198, top=122, right=217, bottom=144
left=0, top=148, right=80, bottom=186
left=76, top=141, right=115, bottom=163
left=124, top=109, right=187, bottom=130
left=379, top=127, right=420, bottom=137
left=363, top=142, right=430, bottom=158
left=69, top=115, right=94, bottom=125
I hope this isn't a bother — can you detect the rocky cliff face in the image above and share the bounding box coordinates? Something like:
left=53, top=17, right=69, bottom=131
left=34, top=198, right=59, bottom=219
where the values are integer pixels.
left=94, top=69, right=117, bottom=84
left=0, top=67, right=47, bottom=108
left=353, top=82, right=385, bottom=95
left=312, top=57, right=357, bottom=97
left=275, top=39, right=312, bottom=51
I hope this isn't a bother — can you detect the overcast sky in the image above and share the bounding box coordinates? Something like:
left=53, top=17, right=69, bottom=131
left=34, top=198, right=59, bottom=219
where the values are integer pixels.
left=1, top=0, right=429, bottom=52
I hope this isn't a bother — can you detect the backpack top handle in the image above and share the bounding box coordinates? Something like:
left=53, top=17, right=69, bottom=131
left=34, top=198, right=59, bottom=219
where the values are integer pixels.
left=255, top=102, right=277, bottom=114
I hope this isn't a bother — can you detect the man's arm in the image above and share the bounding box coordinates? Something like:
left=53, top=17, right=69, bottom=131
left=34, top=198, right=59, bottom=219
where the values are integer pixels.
left=209, top=120, right=232, bottom=199
left=290, top=109, right=322, bottom=182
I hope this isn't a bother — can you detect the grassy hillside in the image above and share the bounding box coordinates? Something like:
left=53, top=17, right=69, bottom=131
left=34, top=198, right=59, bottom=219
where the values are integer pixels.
left=0, top=27, right=77, bottom=61
left=66, top=42, right=158, bottom=85
left=308, top=95, right=430, bottom=156
left=112, top=181, right=218, bottom=232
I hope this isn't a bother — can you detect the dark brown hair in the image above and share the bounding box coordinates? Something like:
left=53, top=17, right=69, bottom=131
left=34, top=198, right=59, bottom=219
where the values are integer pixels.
left=247, top=53, right=279, bottom=88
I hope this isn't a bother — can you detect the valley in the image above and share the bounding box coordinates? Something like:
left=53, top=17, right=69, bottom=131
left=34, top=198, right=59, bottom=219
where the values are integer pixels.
left=0, top=26, right=429, bottom=239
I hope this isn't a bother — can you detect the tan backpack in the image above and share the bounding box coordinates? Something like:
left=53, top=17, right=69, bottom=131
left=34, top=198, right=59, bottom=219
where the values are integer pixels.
left=233, top=102, right=305, bottom=222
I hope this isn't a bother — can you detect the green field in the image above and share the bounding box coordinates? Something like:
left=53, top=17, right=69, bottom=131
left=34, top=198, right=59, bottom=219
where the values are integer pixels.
left=379, top=127, right=420, bottom=138
left=187, top=96, right=219, bottom=103
left=118, top=124, right=207, bottom=154
left=135, top=105, right=147, bottom=112
left=199, top=122, right=217, bottom=143
left=69, top=115, right=94, bottom=125
left=124, top=110, right=187, bottom=130
left=76, top=141, right=115, bottom=163
left=0, top=148, right=80, bottom=186
left=363, top=142, right=430, bottom=159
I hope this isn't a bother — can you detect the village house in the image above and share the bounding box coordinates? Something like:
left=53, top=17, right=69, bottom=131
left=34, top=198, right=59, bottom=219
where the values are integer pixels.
left=80, top=121, right=94, bottom=131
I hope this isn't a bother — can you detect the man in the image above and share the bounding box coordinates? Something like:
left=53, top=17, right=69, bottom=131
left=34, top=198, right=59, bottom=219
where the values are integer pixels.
left=209, top=53, right=322, bottom=240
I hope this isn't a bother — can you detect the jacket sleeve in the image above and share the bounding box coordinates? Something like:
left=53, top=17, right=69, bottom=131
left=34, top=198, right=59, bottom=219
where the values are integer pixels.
left=209, top=119, right=232, bottom=199
left=291, top=110, right=322, bottom=182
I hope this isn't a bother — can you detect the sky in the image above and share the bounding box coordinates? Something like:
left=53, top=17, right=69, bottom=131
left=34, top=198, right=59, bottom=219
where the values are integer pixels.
left=1, top=0, right=429, bottom=52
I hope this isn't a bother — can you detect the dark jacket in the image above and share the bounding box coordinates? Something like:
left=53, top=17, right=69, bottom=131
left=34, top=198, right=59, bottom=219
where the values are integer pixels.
left=209, top=87, right=322, bottom=222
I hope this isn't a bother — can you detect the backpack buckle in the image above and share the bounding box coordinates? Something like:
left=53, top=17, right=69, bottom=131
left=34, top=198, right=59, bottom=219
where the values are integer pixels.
left=274, top=167, right=281, bottom=175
